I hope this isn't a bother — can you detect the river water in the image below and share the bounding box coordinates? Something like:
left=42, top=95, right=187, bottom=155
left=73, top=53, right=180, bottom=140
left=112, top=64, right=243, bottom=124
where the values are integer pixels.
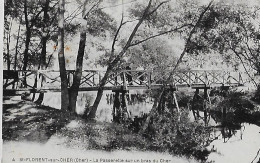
left=207, top=123, right=260, bottom=163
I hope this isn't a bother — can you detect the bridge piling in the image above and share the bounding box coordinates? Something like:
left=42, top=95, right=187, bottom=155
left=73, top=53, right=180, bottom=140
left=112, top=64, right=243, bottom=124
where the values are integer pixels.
left=191, top=87, right=211, bottom=125
left=112, top=91, right=120, bottom=123
left=203, top=88, right=211, bottom=126
left=112, top=89, right=130, bottom=123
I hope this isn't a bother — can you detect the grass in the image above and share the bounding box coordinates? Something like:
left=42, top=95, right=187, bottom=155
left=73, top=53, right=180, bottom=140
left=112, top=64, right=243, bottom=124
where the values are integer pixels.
left=3, top=100, right=75, bottom=142
left=2, top=99, right=149, bottom=151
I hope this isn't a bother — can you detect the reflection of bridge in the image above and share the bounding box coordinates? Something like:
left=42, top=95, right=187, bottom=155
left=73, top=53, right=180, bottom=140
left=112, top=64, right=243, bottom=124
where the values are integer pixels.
left=3, top=69, right=244, bottom=95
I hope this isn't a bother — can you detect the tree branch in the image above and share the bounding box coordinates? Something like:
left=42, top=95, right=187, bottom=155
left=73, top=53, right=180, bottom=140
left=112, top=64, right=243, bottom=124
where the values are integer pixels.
left=83, top=0, right=102, bottom=19
left=230, top=45, right=257, bottom=87
left=147, top=0, right=170, bottom=16
left=167, top=0, right=214, bottom=80
left=64, top=4, right=84, bottom=22
left=122, top=0, right=152, bottom=49
left=111, top=1, right=125, bottom=56
left=129, top=23, right=193, bottom=47
left=30, top=8, right=45, bottom=28
left=108, top=0, right=154, bottom=68
left=99, top=0, right=137, bottom=10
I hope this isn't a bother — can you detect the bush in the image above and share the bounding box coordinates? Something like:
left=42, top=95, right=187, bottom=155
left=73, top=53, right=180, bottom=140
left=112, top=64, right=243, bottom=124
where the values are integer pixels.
left=252, top=85, right=260, bottom=103
left=144, top=105, right=212, bottom=161
left=176, top=92, right=192, bottom=107
left=211, top=91, right=255, bottom=125
left=218, top=91, right=254, bottom=112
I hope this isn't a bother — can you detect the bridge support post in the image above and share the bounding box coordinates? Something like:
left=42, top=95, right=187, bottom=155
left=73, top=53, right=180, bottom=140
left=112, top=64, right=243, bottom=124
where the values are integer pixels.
left=191, top=89, right=200, bottom=120
left=112, top=91, right=121, bottom=123
left=173, top=92, right=180, bottom=112
left=191, top=87, right=211, bottom=125
left=112, top=89, right=129, bottom=123
left=222, top=107, right=227, bottom=126
left=173, top=92, right=180, bottom=121
left=121, top=90, right=129, bottom=121
left=203, top=88, right=211, bottom=126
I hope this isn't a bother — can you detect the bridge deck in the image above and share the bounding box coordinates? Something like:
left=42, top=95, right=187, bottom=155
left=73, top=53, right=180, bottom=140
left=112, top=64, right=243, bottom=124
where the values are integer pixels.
left=3, top=70, right=244, bottom=95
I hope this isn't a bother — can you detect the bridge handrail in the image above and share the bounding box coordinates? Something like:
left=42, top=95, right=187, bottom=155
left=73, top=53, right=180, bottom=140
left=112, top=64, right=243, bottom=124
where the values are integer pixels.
left=3, top=69, right=241, bottom=73
left=3, top=69, right=244, bottom=90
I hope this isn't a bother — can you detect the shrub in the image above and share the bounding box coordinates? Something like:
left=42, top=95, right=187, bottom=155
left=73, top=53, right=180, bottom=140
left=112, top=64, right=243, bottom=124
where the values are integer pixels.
left=176, top=92, right=192, bottom=107
left=144, top=102, right=212, bottom=161
left=211, top=91, right=255, bottom=125
left=252, top=85, right=260, bottom=103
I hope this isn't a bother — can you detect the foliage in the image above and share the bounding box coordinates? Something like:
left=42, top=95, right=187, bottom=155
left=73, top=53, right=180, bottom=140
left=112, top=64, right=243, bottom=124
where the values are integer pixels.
left=252, top=85, right=260, bottom=103
left=144, top=107, right=211, bottom=160
left=211, top=90, right=257, bottom=126
left=141, top=90, right=212, bottom=161
left=4, top=0, right=60, bottom=70
left=125, top=37, right=177, bottom=70
left=87, top=8, right=117, bottom=37
left=175, top=91, right=192, bottom=107
left=186, top=1, right=260, bottom=74
left=217, top=91, right=254, bottom=112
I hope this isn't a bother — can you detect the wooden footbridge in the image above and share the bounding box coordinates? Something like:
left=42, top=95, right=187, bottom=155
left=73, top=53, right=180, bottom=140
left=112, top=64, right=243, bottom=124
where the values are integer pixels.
left=3, top=69, right=245, bottom=124
left=3, top=69, right=244, bottom=96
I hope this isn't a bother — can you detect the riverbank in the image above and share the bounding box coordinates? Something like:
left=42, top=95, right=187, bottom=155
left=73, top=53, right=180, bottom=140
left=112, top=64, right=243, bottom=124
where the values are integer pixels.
left=2, top=99, right=198, bottom=163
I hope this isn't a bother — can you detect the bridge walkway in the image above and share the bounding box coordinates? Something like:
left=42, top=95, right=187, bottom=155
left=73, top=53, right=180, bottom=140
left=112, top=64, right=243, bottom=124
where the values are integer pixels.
left=3, top=69, right=244, bottom=96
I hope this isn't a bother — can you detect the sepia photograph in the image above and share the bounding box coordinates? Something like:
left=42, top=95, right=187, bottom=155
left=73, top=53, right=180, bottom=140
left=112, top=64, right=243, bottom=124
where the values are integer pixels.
left=1, top=0, right=260, bottom=162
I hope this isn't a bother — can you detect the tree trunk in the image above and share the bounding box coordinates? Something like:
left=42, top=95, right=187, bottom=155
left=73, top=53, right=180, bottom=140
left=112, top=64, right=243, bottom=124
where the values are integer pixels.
left=86, top=66, right=113, bottom=119
left=5, top=19, right=12, bottom=70
left=34, top=0, right=50, bottom=105
left=40, top=0, right=49, bottom=69
left=58, top=0, right=69, bottom=111
left=139, top=89, right=164, bottom=134
left=86, top=1, right=153, bottom=120
left=69, top=32, right=87, bottom=113
left=22, top=0, right=30, bottom=71
left=14, top=18, right=21, bottom=71
left=22, top=29, right=30, bottom=71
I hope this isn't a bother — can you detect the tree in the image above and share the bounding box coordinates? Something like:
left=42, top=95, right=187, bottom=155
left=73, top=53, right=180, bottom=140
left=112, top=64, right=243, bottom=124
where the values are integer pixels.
left=85, top=0, right=214, bottom=120
left=68, top=0, right=102, bottom=113
left=4, top=0, right=116, bottom=112
left=85, top=0, right=154, bottom=119
left=184, top=1, right=260, bottom=85
left=4, top=0, right=59, bottom=70
left=58, top=0, right=70, bottom=111
left=140, top=0, right=214, bottom=132
left=58, top=0, right=117, bottom=112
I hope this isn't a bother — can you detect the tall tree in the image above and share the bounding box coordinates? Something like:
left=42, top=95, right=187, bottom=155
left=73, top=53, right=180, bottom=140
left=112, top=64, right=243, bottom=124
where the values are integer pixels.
left=58, top=0, right=116, bottom=112
left=39, top=0, right=50, bottom=69
left=68, top=0, right=102, bottom=113
left=3, top=17, right=12, bottom=70
left=58, top=0, right=70, bottom=111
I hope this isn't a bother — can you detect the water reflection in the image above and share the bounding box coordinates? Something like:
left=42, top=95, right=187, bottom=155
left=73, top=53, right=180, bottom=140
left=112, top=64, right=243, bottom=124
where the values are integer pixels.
left=207, top=123, right=260, bottom=163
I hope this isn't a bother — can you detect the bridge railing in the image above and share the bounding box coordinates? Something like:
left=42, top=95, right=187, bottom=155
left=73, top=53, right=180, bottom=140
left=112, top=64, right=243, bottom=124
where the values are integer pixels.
left=3, top=69, right=244, bottom=91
